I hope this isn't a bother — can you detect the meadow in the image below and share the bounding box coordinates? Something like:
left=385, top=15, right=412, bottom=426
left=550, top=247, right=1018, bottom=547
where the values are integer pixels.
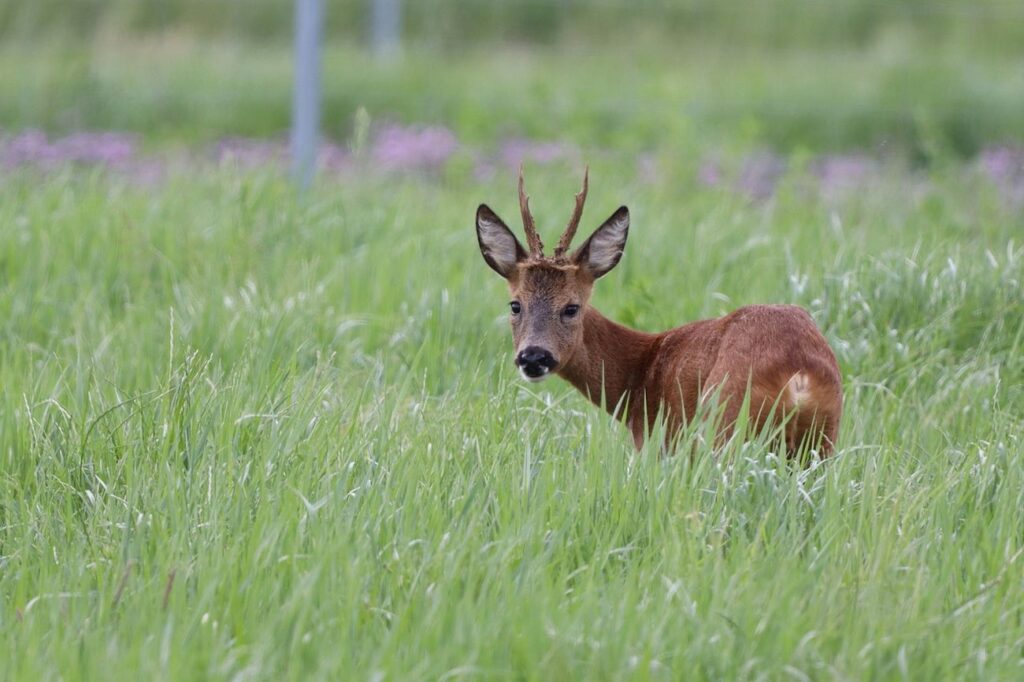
left=2, top=15, right=1024, bottom=681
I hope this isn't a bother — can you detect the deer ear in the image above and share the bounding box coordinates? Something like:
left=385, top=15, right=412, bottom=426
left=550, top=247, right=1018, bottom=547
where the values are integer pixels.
left=573, top=206, right=629, bottom=279
left=476, top=204, right=526, bottom=278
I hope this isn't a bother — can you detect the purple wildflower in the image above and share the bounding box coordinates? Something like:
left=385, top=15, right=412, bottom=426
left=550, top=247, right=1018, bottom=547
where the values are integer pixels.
left=736, top=152, right=787, bottom=200
left=318, top=141, right=351, bottom=172
left=1, top=129, right=138, bottom=170
left=813, top=154, right=875, bottom=198
left=371, top=124, right=458, bottom=172
left=498, top=138, right=578, bottom=170
left=978, top=145, right=1024, bottom=208
left=473, top=158, right=499, bottom=182
left=58, top=131, right=137, bottom=166
left=697, top=157, right=722, bottom=187
left=214, top=137, right=287, bottom=169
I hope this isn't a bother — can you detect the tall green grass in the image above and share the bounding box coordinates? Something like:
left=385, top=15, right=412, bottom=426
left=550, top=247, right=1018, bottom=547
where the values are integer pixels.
left=2, top=37, right=1023, bottom=156
left=1, top=160, right=1021, bottom=679
left=5, top=0, right=1024, bottom=53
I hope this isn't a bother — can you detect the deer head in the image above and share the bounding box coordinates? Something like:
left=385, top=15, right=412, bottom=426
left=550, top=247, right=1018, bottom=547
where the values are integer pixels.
left=476, top=167, right=630, bottom=381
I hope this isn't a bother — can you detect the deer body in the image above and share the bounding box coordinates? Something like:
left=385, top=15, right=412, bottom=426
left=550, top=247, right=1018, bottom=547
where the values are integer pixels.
left=558, top=303, right=841, bottom=452
left=476, top=169, right=842, bottom=455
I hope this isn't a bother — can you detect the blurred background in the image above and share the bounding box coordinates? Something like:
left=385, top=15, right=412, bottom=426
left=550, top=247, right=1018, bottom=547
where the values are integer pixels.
left=1, top=0, right=1022, bottom=195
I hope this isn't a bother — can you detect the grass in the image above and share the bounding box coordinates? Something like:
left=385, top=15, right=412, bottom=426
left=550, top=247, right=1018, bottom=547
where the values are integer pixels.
left=2, top=35, right=1023, bottom=156
left=1, top=155, right=1022, bottom=679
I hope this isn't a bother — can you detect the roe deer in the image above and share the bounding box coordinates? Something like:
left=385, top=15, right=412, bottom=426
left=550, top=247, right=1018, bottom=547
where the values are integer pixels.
left=475, top=168, right=843, bottom=455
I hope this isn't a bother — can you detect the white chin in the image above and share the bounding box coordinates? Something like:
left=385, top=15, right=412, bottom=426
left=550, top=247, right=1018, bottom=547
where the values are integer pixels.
left=520, top=368, right=551, bottom=383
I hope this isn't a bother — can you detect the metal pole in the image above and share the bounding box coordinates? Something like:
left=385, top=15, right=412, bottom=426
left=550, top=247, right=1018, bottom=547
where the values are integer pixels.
left=371, top=0, right=401, bottom=58
left=292, top=0, right=322, bottom=190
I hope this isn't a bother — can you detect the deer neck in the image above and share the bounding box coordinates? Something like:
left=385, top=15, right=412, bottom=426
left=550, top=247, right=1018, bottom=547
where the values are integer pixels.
left=557, top=307, right=659, bottom=419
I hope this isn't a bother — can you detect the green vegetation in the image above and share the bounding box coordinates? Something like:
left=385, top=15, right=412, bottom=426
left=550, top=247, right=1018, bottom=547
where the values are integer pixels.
left=2, top=2, right=1023, bottom=678
left=3, top=39, right=1024, bottom=158
left=1, top=159, right=1021, bottom=678
left=5, top=0, right=1024, bottom=53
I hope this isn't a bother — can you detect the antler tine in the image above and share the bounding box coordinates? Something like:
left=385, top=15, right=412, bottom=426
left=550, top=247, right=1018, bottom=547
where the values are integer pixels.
left=518, top=165, right=544, bottom=257
left=554, top=165, right=589, bottom=259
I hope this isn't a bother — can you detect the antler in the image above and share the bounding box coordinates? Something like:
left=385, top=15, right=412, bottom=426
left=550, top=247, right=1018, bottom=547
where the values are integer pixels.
left=518, top=166, right=544, bottom=258
left=554, top=165, right=589, bottom=259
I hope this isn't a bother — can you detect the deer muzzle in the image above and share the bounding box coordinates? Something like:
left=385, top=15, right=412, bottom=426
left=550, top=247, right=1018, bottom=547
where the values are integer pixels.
left=515, top=346, right=559, bottom=381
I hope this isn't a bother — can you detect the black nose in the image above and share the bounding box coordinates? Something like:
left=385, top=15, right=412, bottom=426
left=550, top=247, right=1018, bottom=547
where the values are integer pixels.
left=516, top=346, right=558, bottom=377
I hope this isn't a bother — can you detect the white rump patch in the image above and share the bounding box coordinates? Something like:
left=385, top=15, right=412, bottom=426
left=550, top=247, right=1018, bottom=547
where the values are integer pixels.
left=787, top=372, right=812, bottom=406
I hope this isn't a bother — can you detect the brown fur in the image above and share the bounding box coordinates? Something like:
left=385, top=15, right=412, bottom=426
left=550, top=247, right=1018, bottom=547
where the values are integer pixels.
left=477, top=174, right=843, bottom=456
left=509, top=263, right=842, bottom=455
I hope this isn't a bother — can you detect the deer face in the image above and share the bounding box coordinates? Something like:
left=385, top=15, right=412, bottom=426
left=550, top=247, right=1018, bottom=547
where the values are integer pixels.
left=476, top=169, right=629, bottom=382
left=506, top=261, right=590, bottom=380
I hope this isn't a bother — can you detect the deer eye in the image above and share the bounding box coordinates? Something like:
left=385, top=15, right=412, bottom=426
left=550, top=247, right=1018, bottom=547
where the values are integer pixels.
left=562, top=304, right=580, bottom=318
left=509, top=301, right=522, bottom=315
